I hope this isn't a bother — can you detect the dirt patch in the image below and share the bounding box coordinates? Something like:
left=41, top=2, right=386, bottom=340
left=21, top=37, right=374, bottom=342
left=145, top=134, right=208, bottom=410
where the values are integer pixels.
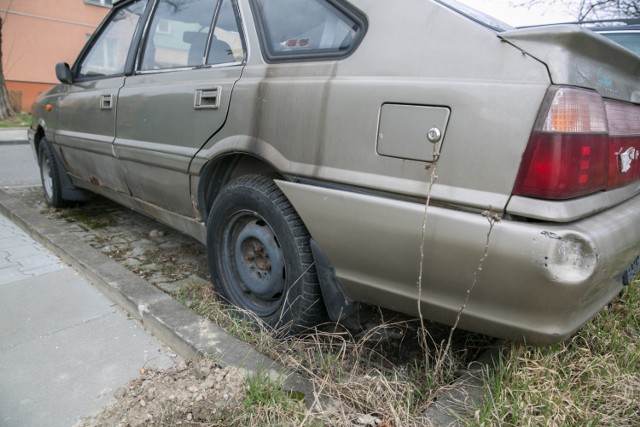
left=76, top=359, right=247, bottom=427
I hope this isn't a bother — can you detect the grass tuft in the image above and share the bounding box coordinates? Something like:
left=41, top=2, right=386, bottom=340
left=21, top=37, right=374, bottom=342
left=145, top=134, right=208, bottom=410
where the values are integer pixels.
left=473, top=283, right=640, bottom=426
left=175, top=276, right=490, bottom=425
left=0, top=112, right=32, bottom=128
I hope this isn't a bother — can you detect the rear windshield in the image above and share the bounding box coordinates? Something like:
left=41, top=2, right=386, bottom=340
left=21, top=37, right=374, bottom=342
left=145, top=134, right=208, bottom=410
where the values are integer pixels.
left=598, top=31, right=640, bottom=56
left=436, top=0, right=513, bottom=32
left=437, top=0, right=580, bottom=29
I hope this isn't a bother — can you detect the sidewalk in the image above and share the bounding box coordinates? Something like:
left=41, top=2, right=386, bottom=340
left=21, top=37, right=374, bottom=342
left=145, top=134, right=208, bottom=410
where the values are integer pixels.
left=0, top=212, right=178, bottom=427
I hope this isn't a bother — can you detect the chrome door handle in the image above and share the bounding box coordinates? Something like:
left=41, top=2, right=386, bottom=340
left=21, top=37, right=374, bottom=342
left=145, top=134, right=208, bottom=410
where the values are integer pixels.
left=194, top=87, right=221, bottom=109
left=100, top=94, right=113, bottom=110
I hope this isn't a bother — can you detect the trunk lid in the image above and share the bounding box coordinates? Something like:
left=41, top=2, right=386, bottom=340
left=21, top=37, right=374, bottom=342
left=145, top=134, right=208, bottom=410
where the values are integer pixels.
left=499, top=25, right=640, bottom=104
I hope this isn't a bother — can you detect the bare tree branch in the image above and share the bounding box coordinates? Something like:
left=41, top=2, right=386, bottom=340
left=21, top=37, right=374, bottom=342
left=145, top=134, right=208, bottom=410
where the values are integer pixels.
left=510, top=0, right=640, bottom=21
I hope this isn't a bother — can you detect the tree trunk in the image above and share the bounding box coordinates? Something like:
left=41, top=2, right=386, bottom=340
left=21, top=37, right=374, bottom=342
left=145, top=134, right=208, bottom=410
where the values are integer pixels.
left=0, top=17, right=15, bottom=120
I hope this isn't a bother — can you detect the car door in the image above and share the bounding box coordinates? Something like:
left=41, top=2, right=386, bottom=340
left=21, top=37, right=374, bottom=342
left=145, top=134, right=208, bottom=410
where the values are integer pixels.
left=114, top=0, right=246, bottom=216
left=54, top=0, right=150, bottom=194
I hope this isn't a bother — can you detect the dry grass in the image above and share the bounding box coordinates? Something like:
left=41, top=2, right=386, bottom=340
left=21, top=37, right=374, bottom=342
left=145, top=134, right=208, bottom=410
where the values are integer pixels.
left=174, top=279, right=493, bottom=426
left=473, top=283, right=640, bottom=426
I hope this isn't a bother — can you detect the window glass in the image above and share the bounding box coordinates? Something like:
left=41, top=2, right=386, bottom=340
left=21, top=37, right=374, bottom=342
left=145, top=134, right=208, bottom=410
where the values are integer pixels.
left=207, top=0, right=245, bottom=65
left=141, top=0, right=217, bottom=70
left=252, top=0, right=361, bottom=58
left=85, top=0, right=113, bottom=7
left=599, top=32, right=640, bottom=57
left=79, top=0, right=147, bottom=78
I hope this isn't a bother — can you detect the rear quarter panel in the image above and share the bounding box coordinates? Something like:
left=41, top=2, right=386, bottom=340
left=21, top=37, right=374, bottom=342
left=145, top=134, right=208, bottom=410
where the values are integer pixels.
left=193, top=0, right=551, bottom=211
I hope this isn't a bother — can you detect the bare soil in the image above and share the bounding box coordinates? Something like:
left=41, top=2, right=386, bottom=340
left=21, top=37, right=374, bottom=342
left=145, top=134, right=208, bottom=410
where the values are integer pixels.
left=76, top=359, right=248, bottom=427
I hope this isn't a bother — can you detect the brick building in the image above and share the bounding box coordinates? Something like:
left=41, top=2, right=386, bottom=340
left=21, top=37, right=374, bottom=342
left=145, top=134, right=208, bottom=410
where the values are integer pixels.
left=0, top=0, right=112, bottom=112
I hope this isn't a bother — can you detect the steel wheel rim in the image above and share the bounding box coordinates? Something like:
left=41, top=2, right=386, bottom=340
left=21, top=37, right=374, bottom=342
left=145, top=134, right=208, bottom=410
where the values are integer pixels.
left=41, top=152, right=54, bottom=199
left=220, top=210, right=286, bottom=317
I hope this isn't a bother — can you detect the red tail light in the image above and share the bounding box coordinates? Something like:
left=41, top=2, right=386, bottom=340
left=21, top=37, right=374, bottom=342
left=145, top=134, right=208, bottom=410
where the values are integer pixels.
left=514, top=87, right=640, bottom=200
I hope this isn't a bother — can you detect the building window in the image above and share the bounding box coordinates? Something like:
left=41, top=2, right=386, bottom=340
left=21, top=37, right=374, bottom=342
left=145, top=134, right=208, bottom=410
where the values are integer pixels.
left=85, top=0, right=113, bottom=7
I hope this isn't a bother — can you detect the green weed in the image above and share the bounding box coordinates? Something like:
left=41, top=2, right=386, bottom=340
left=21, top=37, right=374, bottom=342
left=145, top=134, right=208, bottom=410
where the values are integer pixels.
left=473, top=282, right=640, bottom=426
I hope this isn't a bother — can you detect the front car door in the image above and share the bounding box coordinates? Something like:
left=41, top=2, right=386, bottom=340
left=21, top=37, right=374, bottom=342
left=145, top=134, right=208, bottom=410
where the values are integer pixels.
left=54, top=0, right=150, bottom=194
left=114, top=0, right=246, bottom=216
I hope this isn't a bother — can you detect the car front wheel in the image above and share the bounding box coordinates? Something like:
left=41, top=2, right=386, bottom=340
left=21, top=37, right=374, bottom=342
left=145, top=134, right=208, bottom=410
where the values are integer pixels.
left=206, top=175, right=323, bottom=335
left=38, top=139, right=67, bottom=208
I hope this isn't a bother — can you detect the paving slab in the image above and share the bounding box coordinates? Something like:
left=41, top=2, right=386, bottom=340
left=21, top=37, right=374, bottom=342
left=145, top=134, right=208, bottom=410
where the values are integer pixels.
left=0, top=210, right=178, bottom=427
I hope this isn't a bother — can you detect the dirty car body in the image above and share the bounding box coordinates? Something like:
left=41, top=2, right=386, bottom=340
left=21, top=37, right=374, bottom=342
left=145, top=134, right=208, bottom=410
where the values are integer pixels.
left=29, top=0, right=640, bottom=344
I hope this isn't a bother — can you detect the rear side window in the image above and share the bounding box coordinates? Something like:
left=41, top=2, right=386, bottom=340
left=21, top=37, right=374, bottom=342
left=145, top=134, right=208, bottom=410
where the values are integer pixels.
left=140, top=0, right=217, bottom=70
left=251, top=0, right=365, bottom=61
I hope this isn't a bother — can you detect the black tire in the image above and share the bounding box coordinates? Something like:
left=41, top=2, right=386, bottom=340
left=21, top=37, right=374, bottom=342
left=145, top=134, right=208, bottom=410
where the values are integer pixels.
left=38, top=139, right=68, bottom=208
left=206, top=175, right=324, bottom=335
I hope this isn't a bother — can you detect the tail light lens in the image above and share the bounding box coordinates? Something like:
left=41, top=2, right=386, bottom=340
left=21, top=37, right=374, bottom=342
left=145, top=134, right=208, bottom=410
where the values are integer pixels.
left=514, top=87, right=640, bottom=200
left=605, top=100, right=640, bottom=188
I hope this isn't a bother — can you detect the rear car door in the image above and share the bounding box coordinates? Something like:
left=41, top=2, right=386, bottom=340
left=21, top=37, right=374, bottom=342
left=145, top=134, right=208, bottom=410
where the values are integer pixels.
left=114, top=0, right=246, bottom=216
left=54, top=0, right=149, bottom=194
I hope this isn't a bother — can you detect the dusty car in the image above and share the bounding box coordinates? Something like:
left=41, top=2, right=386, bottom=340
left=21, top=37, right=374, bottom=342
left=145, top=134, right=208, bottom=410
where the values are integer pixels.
left=29, top=0, right=640, bottom=344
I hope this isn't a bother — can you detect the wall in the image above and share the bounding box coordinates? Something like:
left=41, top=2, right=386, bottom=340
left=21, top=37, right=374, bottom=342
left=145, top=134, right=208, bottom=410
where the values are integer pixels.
left=0, top=0, right=110, bottom=112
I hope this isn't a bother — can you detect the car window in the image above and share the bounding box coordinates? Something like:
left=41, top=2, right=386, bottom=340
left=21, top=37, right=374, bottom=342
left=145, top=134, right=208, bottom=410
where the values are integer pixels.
left=78, top=0, right=148, bottom=79
left=140, top=0, right=217, bottom=71
left=436, top=0, right=512, bottom=31
left=598, top=32, right=640, bottom=56
left=251, top=0, right=364, bottom=60
left=207, top=0, right=245, bottom=65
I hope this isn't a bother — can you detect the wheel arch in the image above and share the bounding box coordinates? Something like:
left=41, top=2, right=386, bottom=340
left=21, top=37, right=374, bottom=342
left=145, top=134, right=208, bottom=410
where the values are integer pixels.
left=34, top=127, right=92, bottom=203
left=197, top=153, right=284, bottom=223
left=32, top=125, right=46, bottom=160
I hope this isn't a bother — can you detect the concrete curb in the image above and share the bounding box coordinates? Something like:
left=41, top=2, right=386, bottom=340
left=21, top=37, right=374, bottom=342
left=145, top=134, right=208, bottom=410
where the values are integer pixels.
left=0, top=188, right=315, bottom=401
left=0, top=127, right=28, bottom=145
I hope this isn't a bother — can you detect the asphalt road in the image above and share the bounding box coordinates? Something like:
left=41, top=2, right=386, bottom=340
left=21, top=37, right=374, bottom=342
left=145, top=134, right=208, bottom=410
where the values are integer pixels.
left=0, top=143, right=41, bottom=188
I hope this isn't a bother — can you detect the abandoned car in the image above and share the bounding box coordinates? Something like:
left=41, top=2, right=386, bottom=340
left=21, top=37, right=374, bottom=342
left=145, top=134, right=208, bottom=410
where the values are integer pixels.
left=30, top=0, right=640, bottom=344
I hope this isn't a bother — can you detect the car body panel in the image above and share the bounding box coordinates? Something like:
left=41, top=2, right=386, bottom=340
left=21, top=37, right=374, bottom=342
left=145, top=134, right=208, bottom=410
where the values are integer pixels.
left=54, top=77, right=132, bottom=194
left=507, top=182, right=640, bottom=222
left=115, top=65, right=243, bottom=216
left=277, top=179, right=639, bottom=344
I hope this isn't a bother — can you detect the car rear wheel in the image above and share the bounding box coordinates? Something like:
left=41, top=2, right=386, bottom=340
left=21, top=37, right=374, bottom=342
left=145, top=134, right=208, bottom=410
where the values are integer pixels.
left=38, top=139, right=67, bottom=208
left=206, top=174, right=323, bottom=335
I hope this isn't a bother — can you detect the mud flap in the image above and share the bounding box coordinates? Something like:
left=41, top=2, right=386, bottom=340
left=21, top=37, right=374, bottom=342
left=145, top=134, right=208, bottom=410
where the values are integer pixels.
left=310, top=239, right=358, bottom=323
left=43, top=139, right=92, bottom=202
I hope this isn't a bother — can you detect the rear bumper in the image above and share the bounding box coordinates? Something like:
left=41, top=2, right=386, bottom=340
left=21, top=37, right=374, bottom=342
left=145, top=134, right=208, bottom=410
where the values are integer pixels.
left=278, top=180, right=639, bottom=345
